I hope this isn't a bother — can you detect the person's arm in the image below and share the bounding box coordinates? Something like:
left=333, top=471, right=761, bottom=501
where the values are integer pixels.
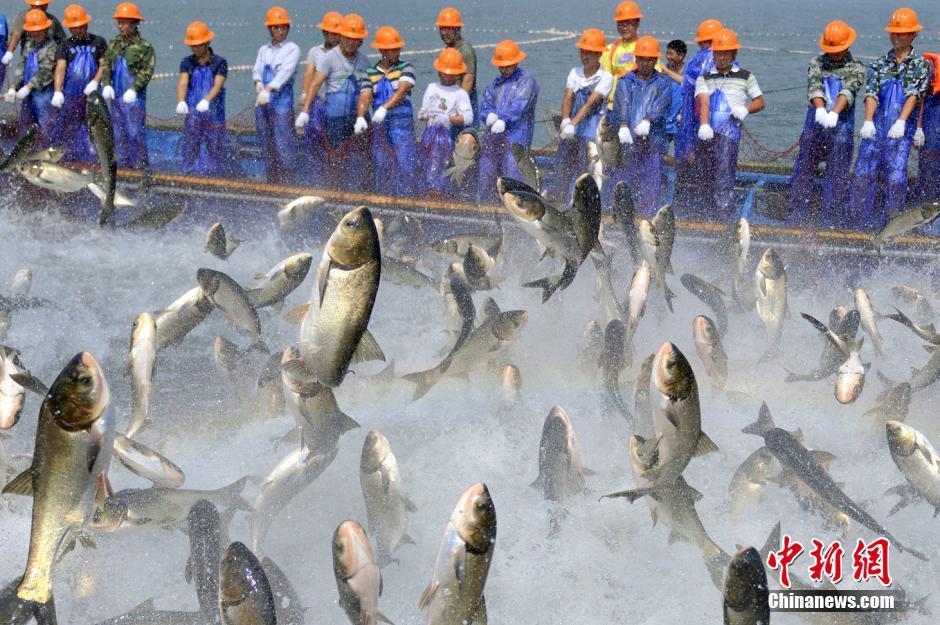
left=175, top=71, right=188, bottom=103
left=897, top=94, right=919, bottom=122
left=303, top=70, right=327, bottom=112
left=744, top=76, right=764, bottom=114
left=251, top=47, right=263, bottom=90
left=497, top=74, right=538, bottom=123
left=265, top=44, right=299, bottom=92
left=460, top=73, right=473, bottom=93
left=643, top=75, right=673, bottom=122
left=205, top=65, right=226, bottom=102
left=862, top=66, right=878, bottom=121
left=459, top=44, right=476, bottom=94
left=695, top=75, right=710, bottom=125
left=661, top=67, right=682, bottom=84
left=130, top=42, right=155, bottom=92
left=560, top=88, right=573, bottom=120
left=28, top=43, right=56, bottom=90
left=745, top=95, right=765, bottom=114
left=571, top=92, right=603, bottom=126
left=356, top=87, right=373, bottom=117
left=53, top=58, right=66, bottom=92
left=480, top=81, right=496, bottom=120
left=381, top=64, right=415, bottom=111
left=6, top=15, right=22, bottom=55
left=836, top=61, right=865, bottom=115
left=302, top=62, right=315, bottom=99
left=806, top=58, right=824, bottom=108
left=451, top=90, right=472, bottom=126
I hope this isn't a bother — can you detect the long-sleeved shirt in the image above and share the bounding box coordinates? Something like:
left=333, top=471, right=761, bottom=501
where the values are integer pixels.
left=612, top=70, right=674, bottom=138
left=865, top=48, right=930, bottom=103
left=16, top=36, right=56, bottom=90
left=806, top=53, right=865, bottom=107
left=252, top=40, right=300, bottom=91
left=480, top=67, right=539, bottom=146
left=101, top=33, right=156, bottom=92
left=10, top=9, right=65, bottom=50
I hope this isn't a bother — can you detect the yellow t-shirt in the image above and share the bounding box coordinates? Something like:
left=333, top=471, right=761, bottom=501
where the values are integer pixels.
left=601, top=39, right=664, bottom=108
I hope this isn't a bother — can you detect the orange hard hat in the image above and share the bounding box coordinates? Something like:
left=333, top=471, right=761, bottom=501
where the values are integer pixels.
left=433, top=47, right=467, bottom=75
left=371, top=26, right=404, bottom=50
left=819, top=20, right=856, bottom=53
left=23, top=8, right=52, bottom=31
left=614, top=1, right=643, bottom=22
left=436, top=7, right=463, bottom=28
left=316, top=11, right=343, bottom=34
left=633, top=35, right=660, bottom=58
left=26, top=0, right=50, bottom=7
left=576, top=28, right=607, bottom=53
left=184, top=21, right=214, bottom=46
left=112, top=2, right=143, bottom=21
left=492, top=39, right=525, bottom=67
left=62, top=4, right=91, bottom=28
left=695, top=19, right=724, bottom=42
left=340, top=13, right=367, bottom=40
left=885, top=7, right=923, bottom=33
left=710, top=28, right=741, bottom=52
left=264, top=6, right=291, bottom=27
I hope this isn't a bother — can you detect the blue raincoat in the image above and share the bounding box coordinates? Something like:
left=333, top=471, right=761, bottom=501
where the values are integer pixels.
left=180, top=53, right=227, bottom=176
left=19, top=41, right=55, bottom=145
left=55, top=39, right=99, bottom=163
left=552, top=78, right=607, bottom=202
left=686, top=88, right=743, bottom=222
left=787, top=75, right=856, bottom=226
left=0, top=16, right=8, bottom=89
left=477, top=68, right=539, bottom=202
left=421, top=123, right=456, bottom=196
left=846, top=79, right=915, bottom=231
left=913, top=92, right=940, bottom=205
left=674, top=48, right=714, bottom=162
left=255, top=63, right=295, bottom=184
left=370, top=68, right=418, bottom=197
left=608, top=70, right=673, bottom=216
left=111, top=56, right=148, bottom=168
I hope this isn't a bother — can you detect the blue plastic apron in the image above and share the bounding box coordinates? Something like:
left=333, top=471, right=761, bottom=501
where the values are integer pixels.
left=913, top=92, right=940, bottom=204
left=110, top=56, right=148, bottom=168
left=181, top=62, right=226, bottom=176
left=0, top=16, right=8, bottom=88
left=420, top=123, right=454, bottom=196
left=254, top=63, right=295, bottom=183
left=371, top=72, right=418, bottom=197
left=55, top=42, right=97, bottom=162
left=20, top=45, right=54, bottom=145
left=550, top=86, right=595, bottom=203
left=690, top=88, right=741, bottom=221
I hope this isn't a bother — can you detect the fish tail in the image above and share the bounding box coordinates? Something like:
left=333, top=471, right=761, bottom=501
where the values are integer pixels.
left=742, top=402, right=776, bottom=437
left=216, top=476, right=252, bottom=511
left=664, top=284, right=675, bottom=313
left=522, top=274, right=564, bottom=304
left=401, top=368, right=442, bottom=401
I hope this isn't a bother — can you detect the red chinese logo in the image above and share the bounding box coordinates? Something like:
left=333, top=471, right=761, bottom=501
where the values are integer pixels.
left=766, top=536, right=891, bottom=588
left=808, top=539, right=844, bottom=584
left=852, top=538, right=891, bottom=587
left=767, top=534, right=804, bottom=588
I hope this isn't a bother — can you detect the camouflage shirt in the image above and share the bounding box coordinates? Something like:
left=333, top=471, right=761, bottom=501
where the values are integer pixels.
left=806, top=53, right=866, bottom=107
left=16, top=36, right=56, bottom=91
left=101, top=33, right=155, bottom=92
left=865, top=48, right=930, bottom=103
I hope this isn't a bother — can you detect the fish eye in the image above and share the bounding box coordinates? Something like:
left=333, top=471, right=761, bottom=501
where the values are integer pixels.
left=77, top=375, right=93, bottom=387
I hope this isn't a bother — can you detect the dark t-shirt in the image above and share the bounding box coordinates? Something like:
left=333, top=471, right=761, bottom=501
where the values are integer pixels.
left=180, top=50, right=228, bottom=78
left=54, top=34, right=107, bottom=64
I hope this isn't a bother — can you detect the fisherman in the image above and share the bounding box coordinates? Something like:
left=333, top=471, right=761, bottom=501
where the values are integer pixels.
left=357, top=26, right=418, bottom=197
left=418, top=47, right=473, bottom=197
left=847, top=8, right=930, bottom=231
left=551, top=28, right=613, bottom=203
left=4, top=9, right=57, bottom=144
left=673, top=18, right=723, bottom=215
left=253, top=6, right=299, bottom=184
left=913, top=49, right=940, bottom=204
left=176, top=21, right=227, bottom=176
left=477, top=39, right=539, bottom=202
left=297, top=13, right=370, bottom=191
left=298, top=11, right=342, bottom=183
left=437, top=7, right=478, bottom=135
left=664, top=39, right=686, bottom=146
left=612, top=35, right=673, bottom=217
left=694, top=28, right=764, bottom=221
left=98, top=2, right=154, bottom=169
left=601, top=2, right=663, bottom=105
left=50, top=4, right=106, bottom=163
left=787, top=21, right=865, bottom=227
left=2, top=0, right=65, bottom=58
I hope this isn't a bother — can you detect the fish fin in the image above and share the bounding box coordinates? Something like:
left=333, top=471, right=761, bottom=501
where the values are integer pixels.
left=791, top=429, right=805, bottom=444
left=667, top=529, right=687, bottom=544
left=280, top=358, right=317, bottom=385
left=522, top=273, right=564, bottom=304
left=216, top=476, right=251, bottom=510
left=282, top=303, right=310, bottom=324
left=758, top=522, right=782, bottom=563
left=400, top=493, right=418, bottom=513
left=693, top=432, right=719, bottom=457
left=599, top=487, right=646, bottom=503
left=875, top=370, right=897, bottom=388
left=923, top=344, right=937, bottom=353
left=318, top=259, right=333, bottom=308
left=742, top=402, right=775, bottom=437
left=650, top=508, right=658, bottom=527
left=470, top=596, right=487, bottom=625
left=337, top=411, right=361, bottom=434
left=2, top=468, right=34, bottom=496
left=418, top=581, right=440, bottom=610
left=130, top=599, right=156, bottom=614
left=184, top=554, right=193, bottom=584
left=351, top=329, right=386, bottom=364
left=9, top=371, right=49, bottom=395
left=253, top=273, right=268, bottom=281
left=398, top=533, right=416, bottom=547
left=528, top=476, right=542, bottom=490
left=663, top=284, right=675, bottom=313
left=401, top=369, right=441, bottom=401
left=684, top=483, right=704, bottom=502
left=812, top=451, right=837, bottom=472
left=800, top=312, right=830, bottom=335
left=377, top=611, right=396, bottom=625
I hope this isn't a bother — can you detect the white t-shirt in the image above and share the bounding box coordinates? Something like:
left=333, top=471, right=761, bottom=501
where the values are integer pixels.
left=306, top=44, right=328, bottom=68
left=420, top=82, right=474, bottom=127
left=694, top=68, right=762, bottom=110
left=566, top=66, right=614, bottom=98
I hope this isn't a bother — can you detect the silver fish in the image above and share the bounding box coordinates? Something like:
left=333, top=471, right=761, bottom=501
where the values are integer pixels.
left=205, top=222, right=242, bottom=260
left=154, top=286, right=215, bottom=352
left=197, top=269, right=263, bottom=344
left=530, top=405, right=592, bottom=501
left=332, top=520, right=393, bottom=625
left=219, top=542, right=277, bottom=625
left=723, top=546, right=769, bottom=625
left=445, top=131, right=478, bottom=186
left=885, top=420, right=940, bottom=517
left=127, top=312, right=156, bottom=438
left=359, top=430, right=417, bottom=566
left=871, top=200, right=940, bottom=249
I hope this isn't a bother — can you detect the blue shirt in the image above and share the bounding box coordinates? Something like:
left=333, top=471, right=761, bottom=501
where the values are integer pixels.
left=180, top=51, right=228, bottom=79
left=480, top=67, right=539, bottom=146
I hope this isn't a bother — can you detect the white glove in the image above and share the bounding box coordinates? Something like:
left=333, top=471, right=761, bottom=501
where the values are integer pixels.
left=3, top=88, right=15, bottom=104
left=175, top=101, right=189, bottom=115
left=491, top=119, right=506, bottom=134
left=83, top=80, right=99, bottom=96
left=618, top=126, right=633, bottom=144
left=294, top=111, right=309, bottom=129
left=51, top=91, right=64, bottom=108
left=887, top=119, right=905, bottom=140
left=822, top=111, right=839, bottom=129
left=196, top=99, right=210, bottom=113
left=486, top=112, right=498, bottom=127
left=814, top=107, right=827, bottom=126
left=560, top=121, right=576, bottom=139
left=101, top=85, right=115, bottom=101
left=371, top=106, right=387, bottom=124
left=15, top=85, right=31, bottom=100
left=914, top=127, right=925, bottom=148
left=859, top=120, right=876, bottom=140
left=731, top=106, right=749, bottom=121
left=122, top=89, right=137, bottom=105
left=256, top=89, right=270, bottom=106
left=354, top=116, right=368, bottom=134
left=1, top=51, right=12, bottom=65
left=698, top=124, right=714, bottom=141
left=634, top=119, right=651, bottom=137
left=255, top=82, right=264, bottom=93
